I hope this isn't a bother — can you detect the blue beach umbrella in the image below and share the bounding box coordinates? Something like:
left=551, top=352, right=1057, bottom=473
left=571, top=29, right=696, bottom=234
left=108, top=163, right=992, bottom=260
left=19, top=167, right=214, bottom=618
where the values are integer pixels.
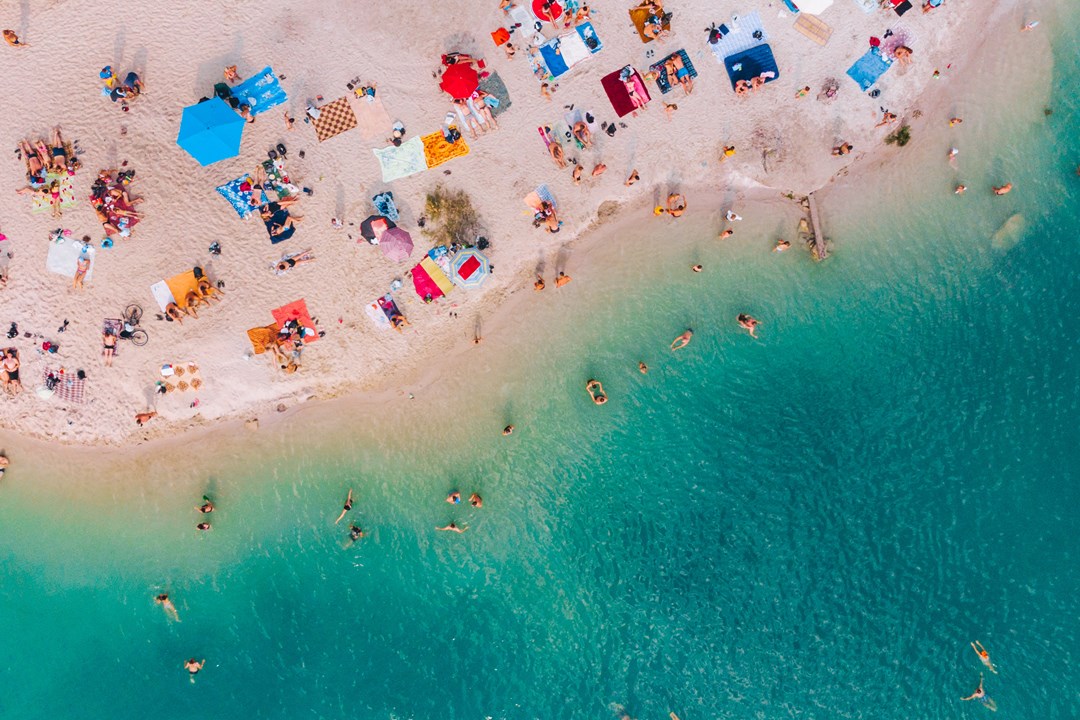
left=176, top=97, right=245, bottom=166
left=450, top=248, right=490, bottom=288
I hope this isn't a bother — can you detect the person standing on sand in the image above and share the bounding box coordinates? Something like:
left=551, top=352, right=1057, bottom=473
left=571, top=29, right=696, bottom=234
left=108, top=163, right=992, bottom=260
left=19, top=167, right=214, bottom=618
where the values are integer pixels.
left=334, top=489, right=354, bottom=524
left=555, top=272, right=572, bottom=287
left=534, top=274, right=546, bottom=291
left=625, top=169, right=639, bottom=186
left=670, top=329, right=693, bottom=351
left=155, top=594, right=181, bottom=622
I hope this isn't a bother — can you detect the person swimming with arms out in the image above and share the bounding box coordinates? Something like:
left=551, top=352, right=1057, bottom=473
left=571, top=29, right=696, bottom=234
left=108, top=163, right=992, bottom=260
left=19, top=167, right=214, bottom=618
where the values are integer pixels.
left=334, top=489, right=353, bottom=525
left=670, top=329, right=693, bottom=351
left=184, top=658, right=205, bottom=683
left=961, top=673, right=997, bottom=711
left=196, top=495, right=214, bottom=514
left=971, top=640, right=998, bottom=673
left=436, top=521, right=467, bottom=533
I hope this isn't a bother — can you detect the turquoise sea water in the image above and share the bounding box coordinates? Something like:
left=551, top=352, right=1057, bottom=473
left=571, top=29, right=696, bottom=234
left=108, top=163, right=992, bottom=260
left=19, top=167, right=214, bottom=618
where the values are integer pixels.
left=3, top=13, right=1079, bottom=720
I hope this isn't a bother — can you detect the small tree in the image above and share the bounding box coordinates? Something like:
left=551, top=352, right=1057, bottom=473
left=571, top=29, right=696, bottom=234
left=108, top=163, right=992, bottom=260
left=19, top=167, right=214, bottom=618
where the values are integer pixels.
left=884, top=124, right=912, bottom=147
left=423, top=185, right=482, bottom=246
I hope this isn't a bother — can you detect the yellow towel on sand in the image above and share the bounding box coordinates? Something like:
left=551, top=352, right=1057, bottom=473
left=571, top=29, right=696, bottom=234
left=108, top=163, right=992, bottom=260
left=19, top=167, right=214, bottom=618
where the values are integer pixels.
left=420, top=256, right=455, bottom=295
left=422, top=131, right=470, bottom=169
left=165, top=270, right=200, bottom=309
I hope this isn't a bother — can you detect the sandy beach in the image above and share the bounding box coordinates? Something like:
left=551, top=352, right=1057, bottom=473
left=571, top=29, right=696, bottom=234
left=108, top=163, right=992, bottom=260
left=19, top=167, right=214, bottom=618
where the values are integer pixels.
left=0, top=0, right=1046, bottom=446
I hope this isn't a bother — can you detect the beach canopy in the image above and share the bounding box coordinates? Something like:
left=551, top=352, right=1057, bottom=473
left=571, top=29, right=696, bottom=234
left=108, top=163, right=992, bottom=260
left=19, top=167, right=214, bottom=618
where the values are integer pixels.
left=439, top=64, right=479, bottom=99
left=177, top=97, right=245, bottom=166
left=360, top=214, right=396, bottom=241
left=450, top=249, right=490, bottom=288
left=795, top=0, right=833, bottom=13
left=379, top=227, right=414, bottom=263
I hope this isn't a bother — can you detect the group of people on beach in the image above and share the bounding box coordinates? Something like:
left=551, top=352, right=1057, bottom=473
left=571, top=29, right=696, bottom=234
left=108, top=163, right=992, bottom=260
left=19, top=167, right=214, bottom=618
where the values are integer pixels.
left=15, top=128, right=80, bottom=217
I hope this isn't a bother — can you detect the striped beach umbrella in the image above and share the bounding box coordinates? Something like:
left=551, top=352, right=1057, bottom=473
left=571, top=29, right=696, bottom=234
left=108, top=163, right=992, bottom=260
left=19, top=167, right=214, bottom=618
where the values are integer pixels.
left=450, top=249, right=490, bottom=288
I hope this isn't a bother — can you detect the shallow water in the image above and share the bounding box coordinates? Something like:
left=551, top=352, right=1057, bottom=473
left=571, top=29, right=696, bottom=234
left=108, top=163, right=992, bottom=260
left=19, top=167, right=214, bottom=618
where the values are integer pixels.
left=3, top=8, right=1080, bottom=720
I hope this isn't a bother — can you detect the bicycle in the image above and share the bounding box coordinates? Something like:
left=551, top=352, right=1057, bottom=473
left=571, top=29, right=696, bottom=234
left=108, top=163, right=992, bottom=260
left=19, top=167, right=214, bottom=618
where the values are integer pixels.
left=119, top=303, right=148, bottom=346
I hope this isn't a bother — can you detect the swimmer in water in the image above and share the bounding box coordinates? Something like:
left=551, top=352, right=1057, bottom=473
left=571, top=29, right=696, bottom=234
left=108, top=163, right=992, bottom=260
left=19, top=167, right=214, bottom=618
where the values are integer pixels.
left=446, top=491, right=461, bottom=504
left=737, top=314, right=760, bottom=338
left=960, top=673, right=996, bottom=710
left=195, top=496, right=214, bottom=514
left=184, top=658, right=205, bottom=683
left=502, top=425, right=514, bottom=436
left=334, top=489, right=353, bottom=525
left=155, top=593, right=181, bottom=622
left=196, top=522, right=211, bottom=531
left=670, top=329, right=693, bottom=351
left=469, top=493, right=483, bottom=508
left=348, top=525, right=364, bottom=542
left=955, top=184, right=967, bottom=195
left=691, top=264, right=703, bottom=273
left=992, top=183, right=1013, bottom=195
left=773, top=238, right=791, bottom=252
left=971, top=641, right=998, bottom=674
left=436, top=521, right=467, bottom=533
left=638, top=361, right=649, bottom=374
left=586, top=379, right=608, bottom=405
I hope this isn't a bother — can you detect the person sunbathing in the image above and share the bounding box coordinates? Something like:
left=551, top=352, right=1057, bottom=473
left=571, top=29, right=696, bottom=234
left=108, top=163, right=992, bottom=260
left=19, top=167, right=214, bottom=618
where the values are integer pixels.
left=453, top=99, right=484, bottom=139
left=572, top=121, right=592, bottom=148
left=48, top=181, right=63, bottom=218
left=750, top=75, right=766, bottom=92
left=893, top=45, right=913, bottom=66
left=18, top=139, right=45, bottom=179
left=586, top=379, right=608, bottom=405
left=548, top=138, right=567, bottom=168
left=47, top=128, right=69, bottom=172
left=164, top=302, right=185, bottom=324
left=185, top=289, right=210, bottom=312
left=1, top=350, right=21, bottom=396
left=196, top=277, right=223, bottom=302
left=390, top=313, right=411, bottom=332
left=735, top=79, right=751, bottom=96
left=472, top=91, right=499, bottom=130
left=623, top=75, right=647, bottom=114
left=665, top=55, right=693, bottom=94
left=275, top=249, right=316, bottom=275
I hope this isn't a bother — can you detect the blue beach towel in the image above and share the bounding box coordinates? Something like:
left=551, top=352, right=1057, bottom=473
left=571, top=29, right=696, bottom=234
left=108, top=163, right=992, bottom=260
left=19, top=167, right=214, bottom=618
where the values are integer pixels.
left=231, top=67, right=288, bottom=116
left=846, top=47, right=892, bottom=91
left=372, top=192, right=399, bottom=222
left=539, top=41, right=570, bottom=77
left=650, top=49, right=698, bottom=94
left=724, top=44, right=781, bottom=90
left=216, top=175, right=267, bottom=218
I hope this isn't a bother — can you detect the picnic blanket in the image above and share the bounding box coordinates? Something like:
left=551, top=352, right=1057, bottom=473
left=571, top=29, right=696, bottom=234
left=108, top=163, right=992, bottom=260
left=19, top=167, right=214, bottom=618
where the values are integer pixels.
left=355, top=95, right=393, bottom=141
left=246, top=324, right=280, bottom=355
left=166, top=270, right=200, bottom=310
left=524, top=184, right=556, bottom=212
left=365, top=296, right=393, bottom=330
left=31, top=174, right=77, bottom=214
left=46, top=240, right=94, bottom=280
left=230, top=66, right=288, bottom=116
left=261, top=158, right=298, bottom=197
left=43, top=368, right=86, bottom=404
left=377, top=294, right=404, bottom=322
left=422, top=131, right=470, bottom=169
left=846, top=46, right=892, bottom=90
left=601, top=68, right=651, bottom=117
left=373, top=135, right=427, bottom=182
left=724, top=44, right=781, bottom=90
left=478, top=72, right=512, bottom=117
left=794, top=13, right=832, bottom=45
left=709, top=12, right=769, bottom=64
left=312, top=97, right=358, bottom=142
left=538, top=22, right=603, bottom=78
left=272, top=299, right=319, bottom=343
left=650, top=50, right=698, bottom=94
left=216, top=174, right=267, bottom=218
left=372, top=192, right=399, bottom=222
left=629, top=5, right=670, bottom=43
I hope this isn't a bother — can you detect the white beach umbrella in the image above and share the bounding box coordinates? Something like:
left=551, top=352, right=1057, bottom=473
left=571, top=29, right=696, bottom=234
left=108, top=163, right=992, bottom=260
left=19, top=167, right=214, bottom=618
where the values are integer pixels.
left=796, top=0, right=834, bottom=14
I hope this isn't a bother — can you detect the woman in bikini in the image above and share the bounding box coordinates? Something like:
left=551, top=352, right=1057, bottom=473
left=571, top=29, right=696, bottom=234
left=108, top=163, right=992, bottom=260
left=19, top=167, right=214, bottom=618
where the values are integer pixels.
left=334, top=489, right=354, bottom=525
left=48, top=180, right=63, bottom=218
left=184, top=290, right=206, bottom=315
left=275, top=249, right=315, bottom=275
left=164, top=302, right=185, bottom=324
left=472, top=90, right=499, bottom=131
left=196, top=277, right=223, bottom=302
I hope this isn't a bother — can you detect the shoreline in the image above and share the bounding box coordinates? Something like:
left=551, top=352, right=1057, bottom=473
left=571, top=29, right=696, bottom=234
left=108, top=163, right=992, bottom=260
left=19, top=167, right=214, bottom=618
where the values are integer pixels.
left=0, top=0, right=1033, bottom=450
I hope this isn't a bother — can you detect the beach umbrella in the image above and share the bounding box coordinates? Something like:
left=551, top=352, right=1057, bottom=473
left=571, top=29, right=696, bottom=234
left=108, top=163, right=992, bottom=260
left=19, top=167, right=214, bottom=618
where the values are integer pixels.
left=450, top=248, right=490, bottom=288
left=379, top=227, right=414, bottom=263
left=795, top=0, right=833, bottom=13
left=176, top=97, right=245, bottom=166
left=439, top=64, right=480, bottom=100
left=359, top=214, right=397, bottom=241
left=531, top=0, right=564, bottom=23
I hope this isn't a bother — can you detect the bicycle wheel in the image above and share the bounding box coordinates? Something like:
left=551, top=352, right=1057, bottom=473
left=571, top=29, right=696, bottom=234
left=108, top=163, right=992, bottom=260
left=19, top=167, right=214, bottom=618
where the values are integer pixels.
left=124, top=303, right=143, bottom=325
left=129, top=329, right=149, bottom=346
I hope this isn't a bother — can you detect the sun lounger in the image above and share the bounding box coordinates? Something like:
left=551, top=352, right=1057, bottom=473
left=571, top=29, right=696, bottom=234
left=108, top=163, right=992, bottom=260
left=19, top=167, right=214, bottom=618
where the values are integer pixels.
left=628, top=5, right=670, bottom=43
left=601, top=67, right=651, bottom=117
left=649, top=49, right=698, bottom=94
left=723, top=44, right=781, bottom=90
left=846, top=46, right=892, bottom=90
left=709, top=11, right=769, bottom=64
left=422, top=131, right=470, bottom=169
left=46, top=239, right=94, bottom=281
left=272, top=299, right=319, bottom=343
left=312, top=97, right=358, bottom=142
left=230, top=67, right=288, bottom=116
left=794, top=13, right=832, bottom=45
left=373, top=135, right=427, bottom=182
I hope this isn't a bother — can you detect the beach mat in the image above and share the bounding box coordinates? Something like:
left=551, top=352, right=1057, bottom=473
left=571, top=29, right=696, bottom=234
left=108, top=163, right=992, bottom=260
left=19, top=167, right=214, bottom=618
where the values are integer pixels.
left=355, top=96, right=393, bottom=141
left=794, top=13, right=832, bottom=45
left=372, top=192, right=399, bottom=222
left=165, top=270, right=200, bottom=310
left=247, top=324, right=279, bottom=355
left=373, top=135, right=427, bottom=182
left=217, top=174, right=267, bottom=218
left=312, top=97, right=358, bottom=142
left=150, top=280, right=175, bottom=313
left=709, top=12, right=768, bottom=64
left=272, top=299, right=319, bottom=343
left=629, top=5, right=670, bottom=43
left=846, top=46, right=892, bottom=90
left=524, top=184, right=556, bottom=212
left=601, top=68, right=651, bottom=118
left=478, top=72, right=512, bottom=117
left=724, top=44, right=781, bottom=90
left=46, top=240, right=94, bottom=281
left=44, top=368, right=86, bottom=404
left=31, top=175, right=77, bottom=214
left=365, top=299, right=392, bottom=330
left=231, top=66, right=288, bottom=116
left=422, top=132, right=470, bottom=169
left=649, top=49, right=698, bottom=94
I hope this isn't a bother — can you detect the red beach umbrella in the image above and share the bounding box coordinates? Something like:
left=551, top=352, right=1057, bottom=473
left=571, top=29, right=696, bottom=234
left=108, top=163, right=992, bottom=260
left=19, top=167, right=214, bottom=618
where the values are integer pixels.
left=439, top=64, right=480, bottom=100
left=531, top=0, right=564, bottom=23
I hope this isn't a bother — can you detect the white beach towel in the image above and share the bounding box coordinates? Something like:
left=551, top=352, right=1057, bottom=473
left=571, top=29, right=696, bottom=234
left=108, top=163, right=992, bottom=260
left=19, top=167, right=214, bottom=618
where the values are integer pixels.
left=709, top=11, right=769, bottom=63
left=150, top=280, right=176, bottom=313
left=365, top=301, right=391, bottom=330
left=46, top=240, right=95, bottom=281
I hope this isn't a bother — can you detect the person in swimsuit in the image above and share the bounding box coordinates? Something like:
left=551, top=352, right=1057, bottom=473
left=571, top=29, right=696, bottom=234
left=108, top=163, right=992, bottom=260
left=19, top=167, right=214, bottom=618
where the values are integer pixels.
left=155, top=594, right=181, bottom=622
left=469, top=493, right=483, bottom=508
left=436, top=522, right=467, bottom=533
left=196, top=496, right=214, bottom=514
left=667, top=193, right=686, bottom=217
left=102, top=330, right=117, bottom=366
left=737, top=314, right=760, bottom=338
left=670, top=329, right=693, bottom=351
left=348, top=525, right=364, bottom=543
left=275, top=249, right=315, bottom=275
left=960, top=673, right=996, bottom=710
left=502, top=425, right=514, bottom=436
left=586, top=379, right=608, bottom=405
left=971, top=641, right=998, bottom=674
left=572, top=121, right=592, bottom=149
left=1, top=350, right=21, bottom=395
left=446, top=491, right=461, bottom=505
left=773, top=238, right=791, bottom=252
left=196, top=522, right=211, bottom=531
left=534, top=275, right=546, bottom=291
left=73, top=254, right=91, bottom=291
left=638, top=361, right=649, bottom=374
left=992, top=183, right=1013, bottom=195
left=334, top=489, right=354, bottom=525
left=625, top=169, right=640, bottom=186
left=165, top=302, right=184, bottom=324
left=665, top=55, right=693, bottom=94
left=184, top=658, right=205, bottom=682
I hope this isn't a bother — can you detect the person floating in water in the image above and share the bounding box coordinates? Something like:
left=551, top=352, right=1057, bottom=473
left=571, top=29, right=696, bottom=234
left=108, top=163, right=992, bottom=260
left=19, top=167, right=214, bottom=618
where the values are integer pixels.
left=737, top=314, right=760, bottom=338
left=334, top=489, right=353, bottom=525
left=670, top=329, right=693, bottom=351
left=961, top=674, right=997, bottom=711
left=469, top=493, right=483, bottom=508
left=446, top=491, right=461, bottom=504
left=196, top=522, right=211, bottom=531
left=971, top=640, right=998, bottom=674
left=195, top=496, right=214, bottom=514
left=348, top=525, right=364, bottom=543
left=155, top=593, right=181, bottom=622
left=638, top=361, right=649, bottom=374
left=586, top=379, right=608, bottom=405
left=436, top=521, right=467, bottom=533
left=184, top=658, right=205, bottom=683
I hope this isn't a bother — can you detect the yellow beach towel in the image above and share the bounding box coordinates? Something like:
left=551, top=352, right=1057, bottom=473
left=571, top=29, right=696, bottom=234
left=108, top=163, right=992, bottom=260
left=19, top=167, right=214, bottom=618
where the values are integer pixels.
left=419, top=256, right=455, bottom=295
left=422, top=131, right=470, bottom=169
left=165, top=270, right=200, bottom=310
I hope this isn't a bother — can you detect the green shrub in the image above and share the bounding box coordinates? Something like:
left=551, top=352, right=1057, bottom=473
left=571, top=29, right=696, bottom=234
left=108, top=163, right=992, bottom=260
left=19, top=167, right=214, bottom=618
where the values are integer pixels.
left=423, top=185, right=481, bottom=246
left=884, top=124, right=912, bottom=147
